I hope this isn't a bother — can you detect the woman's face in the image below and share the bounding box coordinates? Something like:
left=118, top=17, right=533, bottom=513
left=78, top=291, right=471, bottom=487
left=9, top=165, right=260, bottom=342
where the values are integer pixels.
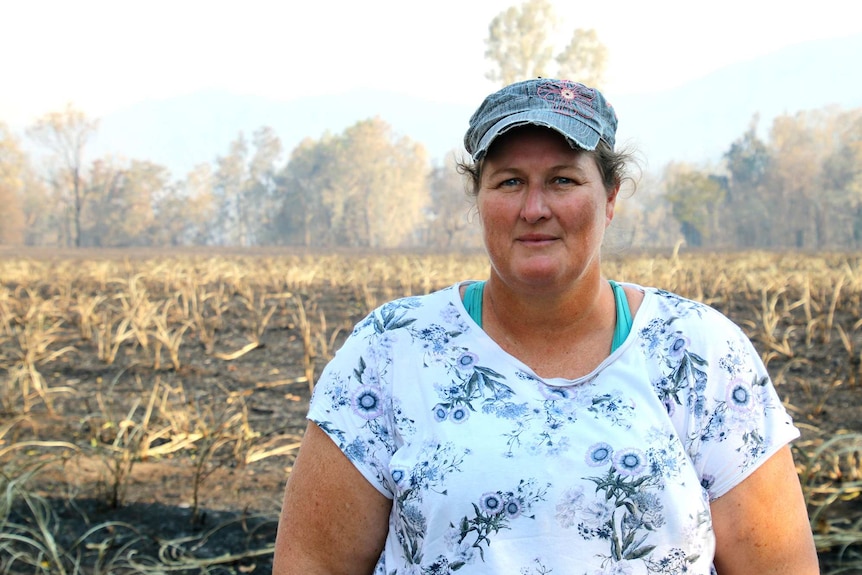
left=477, top=125, right=618, bottom=295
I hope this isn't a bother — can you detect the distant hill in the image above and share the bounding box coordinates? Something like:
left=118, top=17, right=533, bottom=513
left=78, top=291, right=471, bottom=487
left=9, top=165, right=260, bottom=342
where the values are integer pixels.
left=612, top=32, right=862, bottom=171
left=90, top=33, right=862, bottom=178
left=91, top=90, right=473, bottom=177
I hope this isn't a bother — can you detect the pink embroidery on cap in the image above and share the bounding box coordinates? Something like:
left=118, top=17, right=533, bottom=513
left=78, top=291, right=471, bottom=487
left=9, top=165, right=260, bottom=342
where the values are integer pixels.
left=536, top=80, right=596, bottom=119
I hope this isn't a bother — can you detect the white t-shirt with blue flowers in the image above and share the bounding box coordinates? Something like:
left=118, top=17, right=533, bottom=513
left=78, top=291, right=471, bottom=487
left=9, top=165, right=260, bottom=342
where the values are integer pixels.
left=307, top=282, right=799, bottom=575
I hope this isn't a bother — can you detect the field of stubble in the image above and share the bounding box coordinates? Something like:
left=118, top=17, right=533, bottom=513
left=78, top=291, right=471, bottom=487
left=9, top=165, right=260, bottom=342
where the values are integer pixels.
left=1, top=248, right=861, bottom=573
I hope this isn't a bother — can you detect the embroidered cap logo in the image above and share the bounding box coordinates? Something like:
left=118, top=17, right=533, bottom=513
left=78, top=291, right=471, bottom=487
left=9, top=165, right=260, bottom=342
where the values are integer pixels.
left=536, top=80, right=596, bottom=120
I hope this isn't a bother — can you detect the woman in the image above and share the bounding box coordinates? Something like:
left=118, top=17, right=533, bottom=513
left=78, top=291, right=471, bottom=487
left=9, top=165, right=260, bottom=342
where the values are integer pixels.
left=273, top=79, right=819, bottom=574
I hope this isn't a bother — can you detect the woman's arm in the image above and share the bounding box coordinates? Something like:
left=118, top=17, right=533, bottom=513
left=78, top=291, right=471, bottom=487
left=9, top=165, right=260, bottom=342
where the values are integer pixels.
left=273, top=421, right=392, bottom=575
left=710, top=444, right=819, bottom=574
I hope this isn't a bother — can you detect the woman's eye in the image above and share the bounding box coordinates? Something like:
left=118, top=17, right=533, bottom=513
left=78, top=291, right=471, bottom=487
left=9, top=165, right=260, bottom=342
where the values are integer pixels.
left=500, top=178, right=521, bottom=187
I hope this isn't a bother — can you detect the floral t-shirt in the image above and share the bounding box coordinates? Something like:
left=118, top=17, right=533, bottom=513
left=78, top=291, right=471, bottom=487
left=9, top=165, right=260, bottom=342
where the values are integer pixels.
left=307, top=282, right=799, bottom=575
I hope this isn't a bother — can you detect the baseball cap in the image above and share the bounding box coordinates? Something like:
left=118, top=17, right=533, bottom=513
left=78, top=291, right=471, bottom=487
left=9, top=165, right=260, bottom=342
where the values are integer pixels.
left=464, top=78, right=618, bottom=161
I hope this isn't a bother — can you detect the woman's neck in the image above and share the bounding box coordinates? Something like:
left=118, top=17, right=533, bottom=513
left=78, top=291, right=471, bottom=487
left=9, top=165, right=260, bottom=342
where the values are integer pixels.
left=481, top=271, right=617, bottom=378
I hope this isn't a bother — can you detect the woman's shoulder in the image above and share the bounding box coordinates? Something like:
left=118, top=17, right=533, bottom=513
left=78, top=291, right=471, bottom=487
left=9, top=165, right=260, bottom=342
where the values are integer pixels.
left=351, top=283, right=466, bottom=337
left=629, top=284, right=749, bottom=342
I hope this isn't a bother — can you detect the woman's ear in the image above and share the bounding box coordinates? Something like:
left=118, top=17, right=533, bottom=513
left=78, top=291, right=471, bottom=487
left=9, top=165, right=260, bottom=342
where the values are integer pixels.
left=606, top=183, right=621, bottom=224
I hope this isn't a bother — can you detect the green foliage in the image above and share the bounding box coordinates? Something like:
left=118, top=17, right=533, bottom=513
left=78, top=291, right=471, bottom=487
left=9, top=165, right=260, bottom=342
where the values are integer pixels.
left=663, top=164, right=725, bottom=247
left=724, top=116, right=770, bottom=189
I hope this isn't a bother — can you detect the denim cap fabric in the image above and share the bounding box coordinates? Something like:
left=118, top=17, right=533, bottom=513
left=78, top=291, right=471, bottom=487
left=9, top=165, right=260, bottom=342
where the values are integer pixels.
left=464, top=78, right=618, bottom=161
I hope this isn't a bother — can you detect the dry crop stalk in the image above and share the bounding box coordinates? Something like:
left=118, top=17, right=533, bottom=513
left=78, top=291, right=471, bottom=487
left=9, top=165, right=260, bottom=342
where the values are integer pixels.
left=823, top=273, right=846, bottom=345
left=72, top=293, right=106, bottom=341
left=187, top=284, right=230, bottom=355
left=756, top=286, right=795, bottom=358
left=837, top=324, right=855, bottom=369
left=8, top=298, right=75, bottom=414
left=133, top=379, right=205, bottom=458
left=95, top=310, right=136, bottom=365
left=188, top=390, right=248, bottom=525
left=292, top=294, right=316, bottom=393
left=796, top=432, right=862, bottom=534
left=802, top=276, right=816, bottom=347
left=89, top=374, right=170, bottom=508
left=356, top=280, right=378, bottom=314
left=239, top=289, right=278, bottom=345
left=91, top=376, right=130, bottom=508
left=0, top=286, right=15, bottom=337
left=150, top=300, right=192, bottom=371
left=113, top=279, right=158, bottom=353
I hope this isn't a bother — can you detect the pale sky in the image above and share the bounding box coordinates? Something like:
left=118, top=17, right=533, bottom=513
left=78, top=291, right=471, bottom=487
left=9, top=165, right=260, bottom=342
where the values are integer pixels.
left=3, top=0, right=861, bottom=125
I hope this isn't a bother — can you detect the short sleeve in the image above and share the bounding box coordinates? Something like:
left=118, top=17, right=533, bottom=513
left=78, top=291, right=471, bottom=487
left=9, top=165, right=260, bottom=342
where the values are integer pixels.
left=641, top=291, right=800, bottom=501
left=683, top=313, right=799, bottom=500
left=306, top=315, right=398, bottom=499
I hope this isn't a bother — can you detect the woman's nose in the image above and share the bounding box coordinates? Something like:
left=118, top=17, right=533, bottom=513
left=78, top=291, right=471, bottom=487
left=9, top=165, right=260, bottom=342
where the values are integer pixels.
left=521, top=183, right=550, bottom=222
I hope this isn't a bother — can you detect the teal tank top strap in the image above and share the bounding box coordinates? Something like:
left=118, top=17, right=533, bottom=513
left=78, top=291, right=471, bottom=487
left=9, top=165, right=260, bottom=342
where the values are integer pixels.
left=463, top=281, right=485, bottom=327
left=609, top=279, right=633, bottom=352
left=463, top=279, right=631, bottom=352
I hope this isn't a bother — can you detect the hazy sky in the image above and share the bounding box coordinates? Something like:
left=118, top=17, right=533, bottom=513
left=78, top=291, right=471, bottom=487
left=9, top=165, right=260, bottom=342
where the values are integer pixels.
left=3, top=0, right=861, bottom=125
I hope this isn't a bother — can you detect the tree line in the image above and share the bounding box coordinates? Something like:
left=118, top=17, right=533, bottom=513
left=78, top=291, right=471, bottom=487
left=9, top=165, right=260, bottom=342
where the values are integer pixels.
left=4, top=102, right=860, bottom=252
left=2, top=0, right=860, bottom=251
left=665, top=109, right=862, bottom=250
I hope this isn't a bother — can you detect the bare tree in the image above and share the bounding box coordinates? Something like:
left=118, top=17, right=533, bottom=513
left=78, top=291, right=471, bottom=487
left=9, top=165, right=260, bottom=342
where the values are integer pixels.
left=426, top=153, right=480, bottom=249
left=26, top=104, right=98, bottom=247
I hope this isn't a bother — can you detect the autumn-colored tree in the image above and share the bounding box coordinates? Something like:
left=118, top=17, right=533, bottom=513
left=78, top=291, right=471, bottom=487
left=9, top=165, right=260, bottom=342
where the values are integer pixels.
left=334, top=118, right=429, bottom=248
left=821, top=110, right=862, bottom=247
left=81, top=158, right=166, bottom=247
left=0, top=124, right=27, bottom=244
left=485, top=0, right=607, bottom=87
left=556, top=28, right=608, bottom=89
left=26, top=104, right=98, bottom=247
left=275, top=118, right=429, bottom=248
left=609, top=172, right=681, bottom=251
left=766, top=109, right=835, bottom=248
